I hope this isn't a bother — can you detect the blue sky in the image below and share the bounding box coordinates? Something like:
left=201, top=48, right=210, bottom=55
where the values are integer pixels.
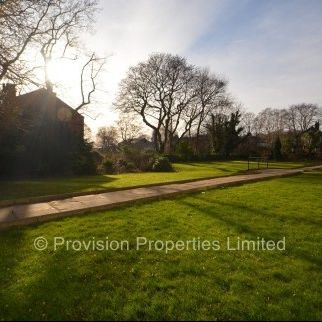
left=58, top=0, right=322, bottom=131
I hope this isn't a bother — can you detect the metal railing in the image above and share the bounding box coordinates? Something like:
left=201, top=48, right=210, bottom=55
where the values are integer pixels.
left=247, top=156, right=269, bottom=170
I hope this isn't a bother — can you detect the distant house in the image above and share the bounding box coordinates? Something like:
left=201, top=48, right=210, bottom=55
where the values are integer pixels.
left=2, top=84, right=84, bottom=138
left=123, top=136, right=155, bottom=151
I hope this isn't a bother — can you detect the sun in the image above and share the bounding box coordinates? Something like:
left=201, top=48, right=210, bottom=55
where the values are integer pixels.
left=47, top=58, right=81, bottom=86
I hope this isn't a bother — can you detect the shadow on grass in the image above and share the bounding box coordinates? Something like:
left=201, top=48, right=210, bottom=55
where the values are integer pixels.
left=0, top=247, right=85, bottom=319
left=210, top=167, right=233, bottom=173
left=180, top=194, right=322, bottom=267
left=0, top=235, right=143, bottom=320
left=0, top=175, right=119, bottom=201
left=282, top=172, right=322, bottom=185
left=0, top=229, right=27, bottom=317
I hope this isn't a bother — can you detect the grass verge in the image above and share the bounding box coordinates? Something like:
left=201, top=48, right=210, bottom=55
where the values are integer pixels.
left=0, top=169, right=321, bottom=320
left=0, top=160, right=314, bottom=202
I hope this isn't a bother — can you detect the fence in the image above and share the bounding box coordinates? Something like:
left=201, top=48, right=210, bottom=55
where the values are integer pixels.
left=247, top=156, right=269, bottom=170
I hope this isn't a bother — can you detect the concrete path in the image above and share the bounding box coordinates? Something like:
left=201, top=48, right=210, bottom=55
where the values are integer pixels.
left=0, top=165, right=321, bottom=230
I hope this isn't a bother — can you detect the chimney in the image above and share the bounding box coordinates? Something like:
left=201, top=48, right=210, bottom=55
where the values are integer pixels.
left=45, top=81, right=56, bottom=96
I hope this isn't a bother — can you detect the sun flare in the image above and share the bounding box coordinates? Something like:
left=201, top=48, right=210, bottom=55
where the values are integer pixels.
left=47, top=58, right=81, bottom=86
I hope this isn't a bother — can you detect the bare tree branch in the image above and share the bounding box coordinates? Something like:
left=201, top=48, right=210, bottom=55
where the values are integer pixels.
left=76, top=53, right=105, bottom=111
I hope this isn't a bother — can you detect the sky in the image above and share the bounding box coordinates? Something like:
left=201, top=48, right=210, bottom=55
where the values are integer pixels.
left=50, top=0, right=322, bottom=133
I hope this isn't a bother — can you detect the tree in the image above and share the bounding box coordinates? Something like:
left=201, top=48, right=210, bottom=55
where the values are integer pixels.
left=114, top=53, right=198, bottom=153
left=272, top=136, right=282, bottom=160
left=36, top=0, right=98, bottom=88
left=0, top=0, right=103, bottom=112
left=241, top=112, right=256, bottom=135
left=300, top=122, right=322, bottom=157
left=285, top=103, right=319, bottom=132
left=254, top=108, right=286, bottom=135
left=191, top=68, right=227, bottom=153
left=0, top=0, right=53, bottom=84
left=283, top=103, right=320, bottom=156
left=114, top=53, right=230, bottom=154
left=96, top=126, right=119, bottom=153
left=116, top=115, right=142, bottom=143
left=206, top=110, right=243, bottom=158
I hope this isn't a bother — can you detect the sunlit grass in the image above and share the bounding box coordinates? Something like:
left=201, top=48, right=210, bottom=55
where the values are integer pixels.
left=0, top=170, right=321, bottom=320
left=0, top=160, right=314, bottom=201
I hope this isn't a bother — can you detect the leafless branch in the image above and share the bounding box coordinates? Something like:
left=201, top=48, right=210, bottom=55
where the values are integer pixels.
left=76, top=53, right=105, bottom=112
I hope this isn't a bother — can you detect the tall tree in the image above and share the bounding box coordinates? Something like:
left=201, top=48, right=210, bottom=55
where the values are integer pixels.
left=114, top=53, right=198, bottom=153
left=114, top=53, right=230, bottom=154
left=192, top=68, right=227, bottom=153
left=284, top=103, right=320, bottom=155
left=285, top=103, right=319, bottom=132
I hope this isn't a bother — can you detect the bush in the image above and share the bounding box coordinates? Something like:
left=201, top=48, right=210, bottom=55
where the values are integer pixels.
left=112, top=159, right=136, bottom=173
left=121, top=146, right=155, bottom=171
left=124, top=161, right=136, bottom=172
left=151, top=156, right=173, bottom=172
left=71, top=140, right=98, bottom=175
left=102, top=158, right=114, bottom=174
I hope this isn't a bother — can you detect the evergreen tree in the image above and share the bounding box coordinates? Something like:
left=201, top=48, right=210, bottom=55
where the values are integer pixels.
left=207, top=110, right=244, bottom=158
left=272, top=136, right=282, bottom=160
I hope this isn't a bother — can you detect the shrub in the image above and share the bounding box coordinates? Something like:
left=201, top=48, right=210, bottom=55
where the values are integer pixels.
left=121, top=146, right=155, bottom=171
left=151, top=156, right=173, bottom=172
left=71, top=140, right=98, bottom=175
left=125, top=161, right=136, bottom=172
left=113, top=159, right=135, bottom=173
left=102, top=158, right=114, bottom=174
left=114, top=159, right=127, bottom=173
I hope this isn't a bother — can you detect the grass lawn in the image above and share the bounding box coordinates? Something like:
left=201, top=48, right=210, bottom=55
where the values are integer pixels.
left=0, top=170, right=321, bottom=320
left=0, top=160, right=314, bottom=201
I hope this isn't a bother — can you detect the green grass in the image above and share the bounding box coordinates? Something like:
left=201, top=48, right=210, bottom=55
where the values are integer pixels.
left=0, top=160, right=314, bottom=201
left=0, top=170, right=321, bottom=320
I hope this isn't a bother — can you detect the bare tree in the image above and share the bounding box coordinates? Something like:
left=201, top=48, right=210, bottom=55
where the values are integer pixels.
left=96, top=126, right=119, bottom=153
left=241, top=112, right=256, bottom=135
left=115, top=53, right=225, bottom=153
left=285, top=103, right=319, bottom=132
left=1, top=0, right=104, bottom=113
left=36, top=0, right=105, bottom=113
left=116, top=115, right=142, bottom=143
left=254, top=108, right=286, bottom=135
left=192, top=69, right=228, bottom=152
left=36, top=0, right=98, bottom=88
left=0, top=0, right=54, bottom=84
left=0, top=0, right=99, bottom=77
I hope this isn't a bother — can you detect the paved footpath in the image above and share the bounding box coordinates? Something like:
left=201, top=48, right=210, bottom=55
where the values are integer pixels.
left=0, top=165, right=321, bottom=230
